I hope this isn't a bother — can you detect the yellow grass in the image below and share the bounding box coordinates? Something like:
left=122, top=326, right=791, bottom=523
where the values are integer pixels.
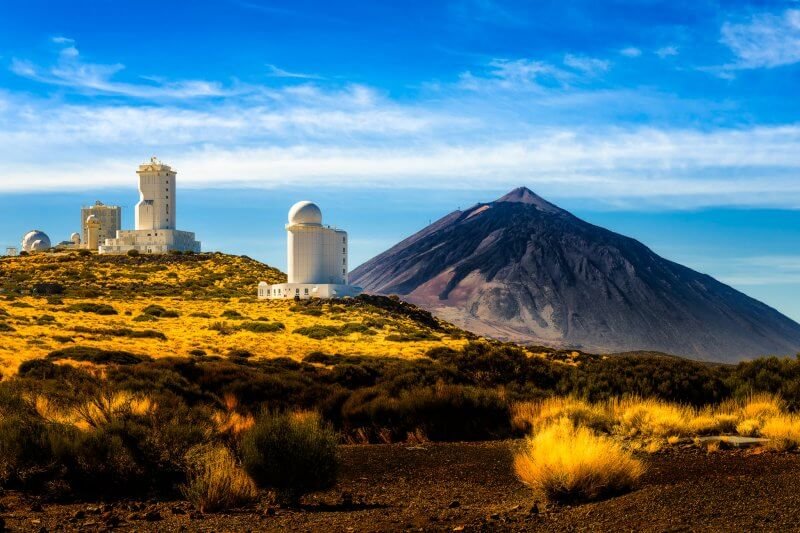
left=511, top=397, right=612, bottom=434
left=183, top=444, right=258, bottom=513
left=760, top=415, right=800, bottom=451
left=514, top=419, right=645, bottom=503
left=511, top=394, right=800, bottom=453
left=30, top=390, right=156, bottom=430
left=0, top=295, right=467, bottom=377
left=0, top=252, right=468, bottom=377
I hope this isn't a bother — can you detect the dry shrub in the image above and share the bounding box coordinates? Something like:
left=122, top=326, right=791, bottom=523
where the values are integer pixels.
left=712, top=413, right=740, bottom=434
left=73, top=390, right=156, bottom=429
left=741, top=393, right=784, bottom=421
left=514, top=419, right=644, bottom=504
left=183, top=444, right=258, bottom=513
left=212, top=394, right=255, bottom=438
left=760, top=416, right=800, bottom=451
left=614, top=398, right=693, bottom=438
left=736, top=418, right=762, bottom=437
left=511, top=397, right=612, bottom=434
left=241, top=410, right=338, bottom=504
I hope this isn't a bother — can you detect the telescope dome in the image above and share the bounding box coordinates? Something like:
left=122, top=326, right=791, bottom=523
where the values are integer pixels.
left=288, top=201, right=322, bottom=226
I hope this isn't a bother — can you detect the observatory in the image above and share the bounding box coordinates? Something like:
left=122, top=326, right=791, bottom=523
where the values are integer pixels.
left=81, top=201, right=121, bottom=249
left=21, top=230, right=51, bottom=252
left=99, top=157, right=201, bottom=254
left=258, top=201, right=362, bottom=300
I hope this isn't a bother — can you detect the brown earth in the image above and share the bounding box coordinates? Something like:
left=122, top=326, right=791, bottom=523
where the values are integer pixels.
left=2, top=441, right=800, bottom=532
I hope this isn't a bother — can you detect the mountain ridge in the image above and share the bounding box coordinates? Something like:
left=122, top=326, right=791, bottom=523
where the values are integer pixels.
left=351, top=187, right=800, bottom=362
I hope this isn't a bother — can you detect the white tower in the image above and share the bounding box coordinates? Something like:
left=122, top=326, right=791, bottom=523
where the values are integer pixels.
left=258, top=201, right=359, bottom=300
left=85, top=215, right=101, bottom=250
left=287, top=201, right=347, bottom=285
left=135, top=156, right=176, bottom=231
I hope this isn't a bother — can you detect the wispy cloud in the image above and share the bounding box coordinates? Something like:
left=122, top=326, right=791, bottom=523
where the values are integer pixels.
left=10, top=38, right=236, bottom=99
left=458, top=54, right=610, bottom=91
left=719, top=8, right=800, bottom=69
left=719, top=256, right=800, bottom=285
left=266, top=64, right=323, bottom=80
left=620, top=47, right=642, bottom=58
left=3, top=40, right=800, bottom=209
left=563, top=54, right=610, bottom=75
left=655, top=45, right=679, bottom=58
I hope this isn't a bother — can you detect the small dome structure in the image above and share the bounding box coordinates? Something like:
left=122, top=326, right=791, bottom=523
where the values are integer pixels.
left=21, top=230, right=51, bottom=252
left=86, top=214, right=100, bottom=226
left=70, top=232, right=81, bottom=245
left=288, top=201, right=322, bottom=226
left=30, top=239, right=49, bottom=252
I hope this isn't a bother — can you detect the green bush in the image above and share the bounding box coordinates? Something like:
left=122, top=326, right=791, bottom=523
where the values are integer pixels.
left=241, top=411, right=338, bottom=503
left=221, top=310, right=245, bottom=320
left=239, top=321, right=285, bottom=333
left=0, top=322, right=15, bottom=332
left=47, top=346, right=151, bottom=365
left=66, top=302, right=117, bottom=315
left=141, top=304, right=180, bottom=318
left=126, top=249, right=140, bottom=257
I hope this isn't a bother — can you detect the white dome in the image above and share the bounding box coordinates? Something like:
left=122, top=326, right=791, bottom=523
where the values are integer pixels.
left=30, top=239, right=49, bottom=252
left=70, top=232, right=81, bottom=244
left=21, top=230, right=51, bottom=252
left=86, top=214, right=100, bottom=225
left=288, top=201, right=322, bottom=226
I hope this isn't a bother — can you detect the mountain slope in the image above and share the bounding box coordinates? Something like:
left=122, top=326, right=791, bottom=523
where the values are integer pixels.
left=351, top=187, right=800, bottom=362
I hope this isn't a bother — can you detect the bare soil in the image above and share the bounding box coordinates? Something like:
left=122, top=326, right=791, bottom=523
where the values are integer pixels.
left=2, top=441, right=800, bottom=532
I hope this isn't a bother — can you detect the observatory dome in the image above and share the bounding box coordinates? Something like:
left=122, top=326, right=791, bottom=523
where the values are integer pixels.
left=21, top=230, right=51, bottom=252
left=30, top=240, right=49, bottom=252
left=288, top=201, right=322, bottom=226
left=86, top=214, right=100, bottom=225
left=70, top=232, right=81, bottom=245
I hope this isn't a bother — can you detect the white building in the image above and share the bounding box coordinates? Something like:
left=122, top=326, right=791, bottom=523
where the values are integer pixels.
left=81, top=201, right=121, bottom=249
left=99, top=157, right=201, bottom=254
left=21, top=230, right=51, bottom=252
left=258, top=201, right=362, bottom=300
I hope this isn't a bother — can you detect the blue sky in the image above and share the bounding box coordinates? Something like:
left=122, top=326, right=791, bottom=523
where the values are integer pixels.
left=1, top=0, right=799, bottom=320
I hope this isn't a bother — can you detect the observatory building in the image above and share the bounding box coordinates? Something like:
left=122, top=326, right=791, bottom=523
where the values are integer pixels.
left=99, top=157, right=201, bottom=254
left=21, top=230, right=51, bottom=252
left=258, top=201, right=362, bottom=300
left=81, top=201, right=121, bottom=249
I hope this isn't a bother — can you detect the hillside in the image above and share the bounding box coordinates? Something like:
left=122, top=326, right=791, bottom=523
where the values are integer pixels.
left=351, top=187, right=800, bottom=362
left=0, top=252, right=469, bottom=377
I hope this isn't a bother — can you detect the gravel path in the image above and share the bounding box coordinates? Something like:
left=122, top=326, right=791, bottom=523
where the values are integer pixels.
left=2, top=441, right=800, bottom=532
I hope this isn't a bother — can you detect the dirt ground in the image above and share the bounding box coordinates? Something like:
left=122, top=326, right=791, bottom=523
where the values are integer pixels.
left=2, top=440, right=800, bottom=532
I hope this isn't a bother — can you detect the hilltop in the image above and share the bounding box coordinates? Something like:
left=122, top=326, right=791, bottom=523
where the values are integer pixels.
left=0, top=251, right=285, bottom=299
left=0, top=251, right=469, bottom=377
left=352, top=187, right=800, bottom=362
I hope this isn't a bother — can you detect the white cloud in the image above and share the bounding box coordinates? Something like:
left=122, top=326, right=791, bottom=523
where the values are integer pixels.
left=563, top=54, right=610, bottom=75
left=3, top=42, right=800, bottom=209
left=10, top=39, right=235, bottom=99
left=655, top=45, right=679, bottom=58
left=620, top=47, right=642, bottom=58
left=266, top=64, right=323, bottom=79
left=459, top=54, right=610, bottom=91
left=719, top=256, right=800, bottom=285
left=720, top=9, right=800, bottom=69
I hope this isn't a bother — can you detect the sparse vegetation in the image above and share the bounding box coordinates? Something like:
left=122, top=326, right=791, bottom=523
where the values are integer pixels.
left=241, top=411, right=338, bottom=504
left=182, top=444, right=258, bottom=512
left=514, top=419, right=645, bottom=503
left=67, top=302, right=118, bottom=315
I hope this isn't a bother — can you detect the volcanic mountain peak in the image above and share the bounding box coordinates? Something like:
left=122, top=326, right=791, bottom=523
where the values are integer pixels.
left=351, top=190, right=800, bottom=362
left=494, top=186, right=562, bottom=213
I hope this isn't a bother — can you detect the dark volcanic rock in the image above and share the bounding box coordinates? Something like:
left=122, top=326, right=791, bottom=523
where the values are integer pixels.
left=351, top=187, right=800, bottom=362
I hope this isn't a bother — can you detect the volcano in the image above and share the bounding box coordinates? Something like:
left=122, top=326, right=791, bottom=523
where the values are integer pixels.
left=350, top=187, right=800, bottom=362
